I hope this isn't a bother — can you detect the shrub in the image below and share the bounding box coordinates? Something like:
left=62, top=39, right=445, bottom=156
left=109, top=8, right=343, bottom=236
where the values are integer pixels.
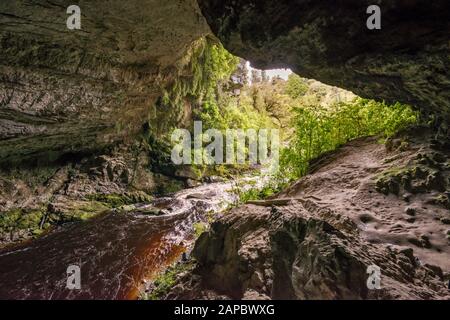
left=280, top=98, right=419, bottom=180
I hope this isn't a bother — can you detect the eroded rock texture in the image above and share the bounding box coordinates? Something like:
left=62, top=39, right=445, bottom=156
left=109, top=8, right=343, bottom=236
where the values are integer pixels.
left=0, top=0, right=210, bottom=244
left=0, top=0, right=209, bottom=164
left=1, top=0, right=449, bottom=300
left=198, top=0, right=450, bottom=124
left=167, top=130, right=450, bottom=300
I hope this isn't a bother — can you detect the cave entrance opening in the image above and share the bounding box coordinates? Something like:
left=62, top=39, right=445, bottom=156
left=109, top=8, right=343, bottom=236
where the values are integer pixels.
left=223, top=53, right=418, bottom=189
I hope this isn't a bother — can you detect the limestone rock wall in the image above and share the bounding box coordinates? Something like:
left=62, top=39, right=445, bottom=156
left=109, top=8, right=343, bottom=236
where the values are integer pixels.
left=0, top=0, right=210, bottom=164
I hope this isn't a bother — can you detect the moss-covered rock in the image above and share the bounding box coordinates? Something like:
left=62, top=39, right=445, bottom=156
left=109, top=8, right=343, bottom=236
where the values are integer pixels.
left=54, top=201, right=111, bottom=223
left=153, top=175, right=185, bottom=196
left=375, top=150, right=449, bottom=198
left=0, top=207, right=48, bottom=243
left=375, top=167, right=412, bottom=195
left=429, top=194, right=450, bottom=209
left=85, top=191, right=153, bottom=208
left=0, top=189, right=154, bottom=245
left=141, top=261, right=195, bottom=300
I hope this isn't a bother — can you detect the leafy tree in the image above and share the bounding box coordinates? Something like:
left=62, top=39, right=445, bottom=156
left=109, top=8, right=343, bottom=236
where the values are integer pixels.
left=280, top=98, right=419, bottom=179
left=189, top=40, right=274, bottom=134
left=156, top=37, right=419, bottom=185
left=285, top=74, right=308, bottom=99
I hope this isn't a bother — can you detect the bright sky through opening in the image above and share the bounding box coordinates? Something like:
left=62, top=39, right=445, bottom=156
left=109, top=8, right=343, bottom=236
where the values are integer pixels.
left=246, top=61, right=293, bottom=82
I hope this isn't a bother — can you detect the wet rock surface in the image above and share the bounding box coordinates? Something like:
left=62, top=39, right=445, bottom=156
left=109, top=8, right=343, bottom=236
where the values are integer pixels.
left=0, top=146, right=178, bottom=246
left=0, top=1, right=449, bottom=301
left=167, top=129, right=450, bottom=300
left=0, top=179, right=241, bottom=299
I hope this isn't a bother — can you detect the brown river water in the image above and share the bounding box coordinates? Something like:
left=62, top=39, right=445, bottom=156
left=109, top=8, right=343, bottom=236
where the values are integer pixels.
left=0, top=180, right=241, bottom=300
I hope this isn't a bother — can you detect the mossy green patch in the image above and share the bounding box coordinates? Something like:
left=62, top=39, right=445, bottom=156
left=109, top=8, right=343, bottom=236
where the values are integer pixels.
left=59, top=201, right=111, bottom=222
left=193, top=222, right=208, bottom=238
left=375, top=161, right=447, bottom=195
left=0, top=207, right=48, bottom=236
left=141, top=261, right=195, bottom=300
left=0, top=191, right=155, bottom=244
left=85, top=194, right=131, bottom=208
left=85, top=192, right=153, bottom=208
left=375, top=167, right=413, bottom=195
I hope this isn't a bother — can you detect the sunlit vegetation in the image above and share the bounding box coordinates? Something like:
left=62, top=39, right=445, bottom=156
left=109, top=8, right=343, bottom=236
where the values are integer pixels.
left=141, top=261, right=194, bottom=300
left=230, top=73, right=418, bottom=202
left=234, top=181, right=283, bottom=204
left=148, top=36, right=419, bottom=193
left=145, top=37, right=276, bottom=175
left=280, top=98, right=419, bottom=180
left=285, top=74, right=308, bottom=99
left=190, top=41, right=274, bottom=132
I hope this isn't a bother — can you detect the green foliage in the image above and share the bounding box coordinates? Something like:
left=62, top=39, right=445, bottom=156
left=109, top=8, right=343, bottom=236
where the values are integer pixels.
left=85, top=192, right=153, bottom=208
left=285, top=74, right=308, bottom=99
left=0, top=191, right=155, bottom=242
left=193, top=222, right=208, bottom=238
left=192, top=209, right=216, bottom=237
left=280, top=98, right=419, bottom=180
left=181, top=38, right=276, bottom=134
left=146, top=37, right=240, bottom=137
left=238, top=185, right=277, bottom=203
left=61, top=201, right=110, bottom=222
left=146, top=38, right=255, bottom=175
left=0, top=208, right=46, bottom=234
left=159, top=38, right=240, bottom=123
left=148, top=37, right=419, bottom=188
left=86, top=194, right=133, bottom=208
left=192, top=45, right=274, bottom=132
left=146, top=39, right=288, bottom=182
left=143, top=261, right=194, bottom=300
left=201, top=41, right=240, bottom=86
left=230, top=178, right=289, bottom=204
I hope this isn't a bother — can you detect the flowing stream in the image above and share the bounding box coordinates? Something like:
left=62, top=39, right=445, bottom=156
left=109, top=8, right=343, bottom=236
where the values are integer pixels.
left=0, top=179, right=250, bottom=299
